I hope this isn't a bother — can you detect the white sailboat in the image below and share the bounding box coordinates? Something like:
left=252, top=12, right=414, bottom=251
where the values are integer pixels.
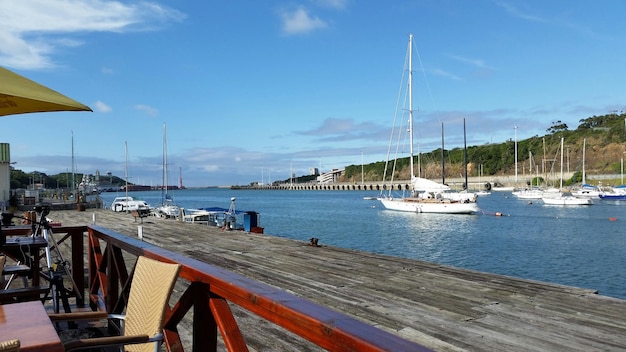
left=378, top=34, right=479, bottom=215
left=541, top=137, right=592, bottom=206
left=155, top=123, right=181, bottom=218
left=572, top=138, right=602, bottom=198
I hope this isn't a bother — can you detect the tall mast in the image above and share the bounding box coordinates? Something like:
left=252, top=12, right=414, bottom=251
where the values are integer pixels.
left=71, top=131, right=75, bottom=196
left=125, top=141, right=128, bottom=199
left=463, top=118, right=468, bottom=190
left=441, top=122, right=445, bottom=185
left=408, top=33, right=415, bottom=180
left=560, top=137, right=564, bottom=189
left=162, top=123, right=168, bottom=202
left=582, top=138, right=586, bottom=184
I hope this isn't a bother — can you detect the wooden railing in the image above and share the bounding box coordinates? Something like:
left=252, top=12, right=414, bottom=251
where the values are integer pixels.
left=5, top=224, right=431, bottom=351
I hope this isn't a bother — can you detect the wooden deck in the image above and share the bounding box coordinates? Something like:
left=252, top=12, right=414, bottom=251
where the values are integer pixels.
left=43, top=208, right=626, bottom=351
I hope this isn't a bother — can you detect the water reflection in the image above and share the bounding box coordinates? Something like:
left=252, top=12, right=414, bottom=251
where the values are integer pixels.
left=99, top=189, right=626, bottom=299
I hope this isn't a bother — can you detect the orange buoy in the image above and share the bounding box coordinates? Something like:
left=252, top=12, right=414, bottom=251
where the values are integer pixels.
left=609, top=217, right=617, bottom=221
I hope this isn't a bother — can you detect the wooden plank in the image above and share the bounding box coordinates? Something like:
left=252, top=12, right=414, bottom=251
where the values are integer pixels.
left=41, top=209, right=626, bottom=351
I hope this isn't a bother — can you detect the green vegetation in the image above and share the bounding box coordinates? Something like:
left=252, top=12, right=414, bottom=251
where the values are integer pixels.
left=11, top=113, right=626, bottom=187
left=343, top=112, right=626, bottom=182
left=10, top=170, right=127, bottom=190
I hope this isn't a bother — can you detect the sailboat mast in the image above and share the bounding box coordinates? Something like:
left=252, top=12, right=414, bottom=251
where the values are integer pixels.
left=125, top=141, right=128, bottom=200
left=408, top=33, right=415, bottom=180
left=463, top=118, right=468, bottom=190
left=441, top=122, right=445, bottom=185
left=560, top=137, right=564, bottom=189
left=582, top=138, right=586, bottom=184
left=162, top=123, right=168, bottom=202
left=71, top=131, right=75, bottom=197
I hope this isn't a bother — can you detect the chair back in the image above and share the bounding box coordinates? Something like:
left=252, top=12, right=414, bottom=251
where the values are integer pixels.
left=124, top=256, right=181, bottom=352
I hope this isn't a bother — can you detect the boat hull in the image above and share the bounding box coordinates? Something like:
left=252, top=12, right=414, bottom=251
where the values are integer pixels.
left=379, top=197, right=479, bottom=214
left=541, top=196, right=592, bottom=205
left=512, top=190, right=544, bottom=199
left=599, top=194, right=626, bottom=200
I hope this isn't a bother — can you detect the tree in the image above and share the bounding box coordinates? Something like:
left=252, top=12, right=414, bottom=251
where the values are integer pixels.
left=546, top=120, right=568, bottom=134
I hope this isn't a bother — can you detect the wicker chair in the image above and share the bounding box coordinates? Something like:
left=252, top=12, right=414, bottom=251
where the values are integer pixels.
left=0, top=339, right=19, bottom=352
left=49, top=256, right=181, bottom=352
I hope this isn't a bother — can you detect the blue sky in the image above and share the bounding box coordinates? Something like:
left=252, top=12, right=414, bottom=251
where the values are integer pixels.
left=1, top=1, right=625, bottom=187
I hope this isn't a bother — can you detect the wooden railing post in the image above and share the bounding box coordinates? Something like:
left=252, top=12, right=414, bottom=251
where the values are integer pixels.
left=193, top=282, right=217, bottom=352
left=69, top=228, right=85, bottom=306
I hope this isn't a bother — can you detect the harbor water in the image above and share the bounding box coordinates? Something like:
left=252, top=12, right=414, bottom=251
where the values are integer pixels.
left=99, top=188, right=626, bottom=300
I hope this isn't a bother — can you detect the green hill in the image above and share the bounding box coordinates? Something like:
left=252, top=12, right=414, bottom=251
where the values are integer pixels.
left=341, top=112, right=626, bottom=184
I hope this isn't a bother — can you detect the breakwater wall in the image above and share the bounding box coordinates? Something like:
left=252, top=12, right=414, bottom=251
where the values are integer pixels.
left=232, top=176, right=511, bottom=191
left=231, top=173, right=586, bottom=191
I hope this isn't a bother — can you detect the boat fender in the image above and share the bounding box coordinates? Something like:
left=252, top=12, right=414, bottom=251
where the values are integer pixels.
left=484, top=182, right=492, bottom=191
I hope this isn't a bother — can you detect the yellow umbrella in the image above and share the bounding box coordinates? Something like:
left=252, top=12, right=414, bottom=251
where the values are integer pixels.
left=0, top=66, right=92, bottom=116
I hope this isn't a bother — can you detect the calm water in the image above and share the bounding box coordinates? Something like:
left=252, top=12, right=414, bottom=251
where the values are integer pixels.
left=100, top=188, right=626, bottom=300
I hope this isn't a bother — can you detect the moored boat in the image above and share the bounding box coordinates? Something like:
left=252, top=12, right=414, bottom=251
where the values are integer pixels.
left=110, top=196, right=151, bottom=212
left=599, top=192, right=626, bottom=201
left=183, top=197, right=264, bottom=233
left=512, top=188, right=544, bottom=199
left=541, top=194, right=593, bottom=206
left=572, top=184, right=603, bottom=199
left=377, top=34, right=478, bottom=215
left=154, top=123, right=181, bottom=219
left=181, top=208, right=222, bottom=225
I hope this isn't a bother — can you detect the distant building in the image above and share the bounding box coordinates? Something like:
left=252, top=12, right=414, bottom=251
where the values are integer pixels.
left=309, top=168, right=319, bottom=176
left=317, top=169, right=343, bottom=184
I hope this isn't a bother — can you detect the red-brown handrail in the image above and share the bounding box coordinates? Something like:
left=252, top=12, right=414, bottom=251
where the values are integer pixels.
left=87, top=225, right=431, bottom=351
left=6, top=224, right=431, bottom=351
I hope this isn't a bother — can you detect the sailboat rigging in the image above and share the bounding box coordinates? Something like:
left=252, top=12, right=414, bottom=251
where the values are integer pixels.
left=378, top=34, right=479, bottom=214
left=540, top=137, right=592, bottom=205
left=155, top=123, right=181, bottom=218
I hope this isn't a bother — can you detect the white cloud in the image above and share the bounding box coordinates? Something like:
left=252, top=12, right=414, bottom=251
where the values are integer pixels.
left=430, top=68, right=462, bottom=81
left=94, top=100, right=112, bottom=113
left=448, top=54, right=496, bottom=71
left=0, top=31, right=54, bottom=69
left=280, top=7, right=327, bottom=35
left=0, top=0, right=186, bottom=69
left=493, top=1, right=546, bottom=23
left=134, top=104, right=158, bottom=117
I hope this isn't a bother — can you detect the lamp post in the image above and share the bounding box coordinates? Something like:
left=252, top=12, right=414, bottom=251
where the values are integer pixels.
left=361, top=151, right=364, bottom=185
